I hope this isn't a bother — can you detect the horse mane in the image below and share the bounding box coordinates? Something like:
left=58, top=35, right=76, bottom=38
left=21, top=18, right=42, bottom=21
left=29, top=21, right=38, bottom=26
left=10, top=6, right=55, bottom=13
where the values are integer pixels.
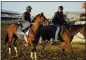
left=43, top=15, right=47, bottom=20
left=32, top=14, right=40, bottom=23
left=32, top=13, right=48, bottom=23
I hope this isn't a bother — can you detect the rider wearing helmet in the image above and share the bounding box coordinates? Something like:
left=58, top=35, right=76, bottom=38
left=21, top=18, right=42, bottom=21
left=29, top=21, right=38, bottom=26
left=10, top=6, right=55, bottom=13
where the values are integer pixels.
left=52, top=6, right=67, bottom=40
left=22, top=6, right=32, bottom=32
left=21, top=6, right=32, bottom=44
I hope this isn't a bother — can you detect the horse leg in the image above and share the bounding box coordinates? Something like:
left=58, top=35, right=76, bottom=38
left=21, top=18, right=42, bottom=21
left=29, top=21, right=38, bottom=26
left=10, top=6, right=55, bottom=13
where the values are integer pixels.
left=61, top=42, right=67, bottom=55
left=39, top=36, right=42, bottom=44
left=14, top=47, right=18, bottom=56
left=13, top=34, right=19, bottom=56
left=14, top=40, right=18, bottom=57
left=30, top=46, right=37, bottom=60
left=30, top=51, right=34, bottom=59
left=50, top=38, right=53, bottom=44
left=8, top=40, right=12, bottom=55
left=34, top=47, right=37, bottom=60
left=8, top=38, right=12, bottom=55
left=28, top=39, right=34, bottom=59
left=30, top=38, right=39, bottom=60
left=64, top=40, right=77, bottom=59
left=7, top=32, right=13, bottom=55
left=68, top=42, right=77, bottom=59
left=34, top=52, right=37, bottom=60
left=33, top=37, right=40, bottom=60
left=24, top=34, right=28, bottom=45
left=42, top=40, right=46, bottom=50
left=9, top=47, right=11, bottom=55
left=30, top=46, right=34, bottom=59
left=61, top=40, right=73, bottom=59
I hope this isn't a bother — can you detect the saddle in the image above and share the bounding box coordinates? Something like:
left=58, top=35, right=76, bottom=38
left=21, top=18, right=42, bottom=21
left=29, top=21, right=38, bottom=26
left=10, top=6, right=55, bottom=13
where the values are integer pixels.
left=16, top=24, right=30, bottom=39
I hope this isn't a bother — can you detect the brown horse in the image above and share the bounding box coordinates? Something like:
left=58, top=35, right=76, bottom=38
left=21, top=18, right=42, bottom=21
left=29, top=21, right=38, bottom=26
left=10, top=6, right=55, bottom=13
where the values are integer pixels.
left=5, top=13, right=49, bottom=57
left=60, top=24, right=86, bottom=59
left=68, top=25, right=86, bottom=41
left=26, top=13, right=49, bottom=60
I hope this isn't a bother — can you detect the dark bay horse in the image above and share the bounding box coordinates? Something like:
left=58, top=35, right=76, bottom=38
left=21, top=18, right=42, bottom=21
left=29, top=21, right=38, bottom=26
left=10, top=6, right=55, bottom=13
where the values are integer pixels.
left=34, top=22, right=85, bottom=59
left=36, top=23, right=86, bottom=59
left=35, top=24, right=76, bottom=58
left=5, top=13, right=49, bottom=57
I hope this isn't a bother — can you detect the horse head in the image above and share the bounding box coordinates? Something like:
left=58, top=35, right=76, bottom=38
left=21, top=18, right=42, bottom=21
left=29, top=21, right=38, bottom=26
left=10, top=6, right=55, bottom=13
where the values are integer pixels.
left=32, top=12, right=49, bottom=25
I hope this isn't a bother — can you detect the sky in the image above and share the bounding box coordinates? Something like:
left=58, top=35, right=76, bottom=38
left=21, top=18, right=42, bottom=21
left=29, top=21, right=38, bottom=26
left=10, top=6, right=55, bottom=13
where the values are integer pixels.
left=1, top=1, right=85, bottom=18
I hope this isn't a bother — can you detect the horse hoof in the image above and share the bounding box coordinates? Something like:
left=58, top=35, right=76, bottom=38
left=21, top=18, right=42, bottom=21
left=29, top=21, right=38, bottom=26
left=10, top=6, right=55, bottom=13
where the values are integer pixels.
left=34, top=58, right=37, bottom=60
left=30, top=57, right=34, bottom=60
left=24, top=43, right=28, bottom=46
left=73, top=57, right=77, bottom=60
left=16, top=54, right=18, bottom=57
left=9, top=53, right=11, bottom=55
left=24, top=44, right=28, bottom=46
left=9, top=54, right=11, bottom=56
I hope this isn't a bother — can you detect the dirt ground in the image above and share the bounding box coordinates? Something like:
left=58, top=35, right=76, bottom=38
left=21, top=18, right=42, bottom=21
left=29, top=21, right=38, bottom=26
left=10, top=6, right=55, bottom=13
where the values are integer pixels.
left=1, top=27, right=86, bottom=60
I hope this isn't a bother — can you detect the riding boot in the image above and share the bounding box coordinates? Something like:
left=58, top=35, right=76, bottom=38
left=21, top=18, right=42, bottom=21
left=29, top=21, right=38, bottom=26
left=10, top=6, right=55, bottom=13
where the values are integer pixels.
left=59, top=35, right=62, bottom=40
left=22, top=27, right=30, bottom=33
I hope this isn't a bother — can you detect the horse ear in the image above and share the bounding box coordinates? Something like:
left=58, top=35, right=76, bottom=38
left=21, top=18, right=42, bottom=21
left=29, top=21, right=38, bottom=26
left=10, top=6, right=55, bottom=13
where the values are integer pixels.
left=40, top=12, right=44, bottom=16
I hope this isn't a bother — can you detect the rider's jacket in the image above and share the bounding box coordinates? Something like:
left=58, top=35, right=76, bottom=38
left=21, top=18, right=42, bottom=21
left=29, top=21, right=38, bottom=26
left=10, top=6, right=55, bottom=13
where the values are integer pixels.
left=23, top=11, right=31, bottom=22
left=52, top=11, right=66, bottom=25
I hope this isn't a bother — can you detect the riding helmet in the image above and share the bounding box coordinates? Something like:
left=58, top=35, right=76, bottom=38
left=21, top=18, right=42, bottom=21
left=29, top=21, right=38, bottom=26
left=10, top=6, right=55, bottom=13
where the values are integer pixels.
left=26, top=6, right=32, bottom=10
left=59, top=6, right=63, bottom=10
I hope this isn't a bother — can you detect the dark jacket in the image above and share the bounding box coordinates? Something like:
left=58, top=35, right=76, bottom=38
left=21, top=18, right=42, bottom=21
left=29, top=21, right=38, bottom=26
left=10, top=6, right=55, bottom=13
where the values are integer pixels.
left=23, top=12, right=31, bottom=22
left=52, top=11, right=66, bottom=25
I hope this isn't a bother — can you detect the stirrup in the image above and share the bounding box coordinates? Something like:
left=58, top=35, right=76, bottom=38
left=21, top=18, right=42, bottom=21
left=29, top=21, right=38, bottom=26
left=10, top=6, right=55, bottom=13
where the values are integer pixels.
left=58, top=36, right=63, bottom=42
left=22, top=29, right=25, bottom=33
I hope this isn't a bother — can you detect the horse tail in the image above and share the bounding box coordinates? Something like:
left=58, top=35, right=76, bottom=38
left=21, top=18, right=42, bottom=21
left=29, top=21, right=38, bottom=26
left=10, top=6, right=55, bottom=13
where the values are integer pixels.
left=5, top=32, right=9, bottom=44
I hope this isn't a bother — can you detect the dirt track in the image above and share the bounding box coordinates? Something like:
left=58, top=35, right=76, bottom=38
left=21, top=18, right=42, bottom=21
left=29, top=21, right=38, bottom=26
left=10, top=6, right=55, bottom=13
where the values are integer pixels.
left=1, top=27, right=86, bottom=60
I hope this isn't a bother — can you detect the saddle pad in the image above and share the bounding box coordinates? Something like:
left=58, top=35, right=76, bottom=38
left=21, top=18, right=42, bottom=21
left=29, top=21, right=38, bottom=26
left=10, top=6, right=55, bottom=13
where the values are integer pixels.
left=16, top=25, right=24, bottom=39
left=17, top=25, right=22, bottom=32
left=16, top=25, right=29, bottom=39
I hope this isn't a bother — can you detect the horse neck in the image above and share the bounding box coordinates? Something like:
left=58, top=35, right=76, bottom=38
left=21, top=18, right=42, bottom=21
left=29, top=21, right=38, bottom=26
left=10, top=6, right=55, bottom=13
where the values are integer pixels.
left=70, top=25, right=82, bottom=35
left=31, top=20, right=40, bottom=32
left=7, top=24, right=18, bottom=34
left=80, top=25, right=86, bottom=38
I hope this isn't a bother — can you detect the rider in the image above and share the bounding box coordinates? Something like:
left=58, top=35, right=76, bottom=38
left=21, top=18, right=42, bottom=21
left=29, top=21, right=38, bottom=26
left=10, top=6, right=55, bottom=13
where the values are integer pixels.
left=22, top=6, right=32, bottom=32
left=22, top=6, right=32, bottom=44
left=52, top=6, right=67, bottom=40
